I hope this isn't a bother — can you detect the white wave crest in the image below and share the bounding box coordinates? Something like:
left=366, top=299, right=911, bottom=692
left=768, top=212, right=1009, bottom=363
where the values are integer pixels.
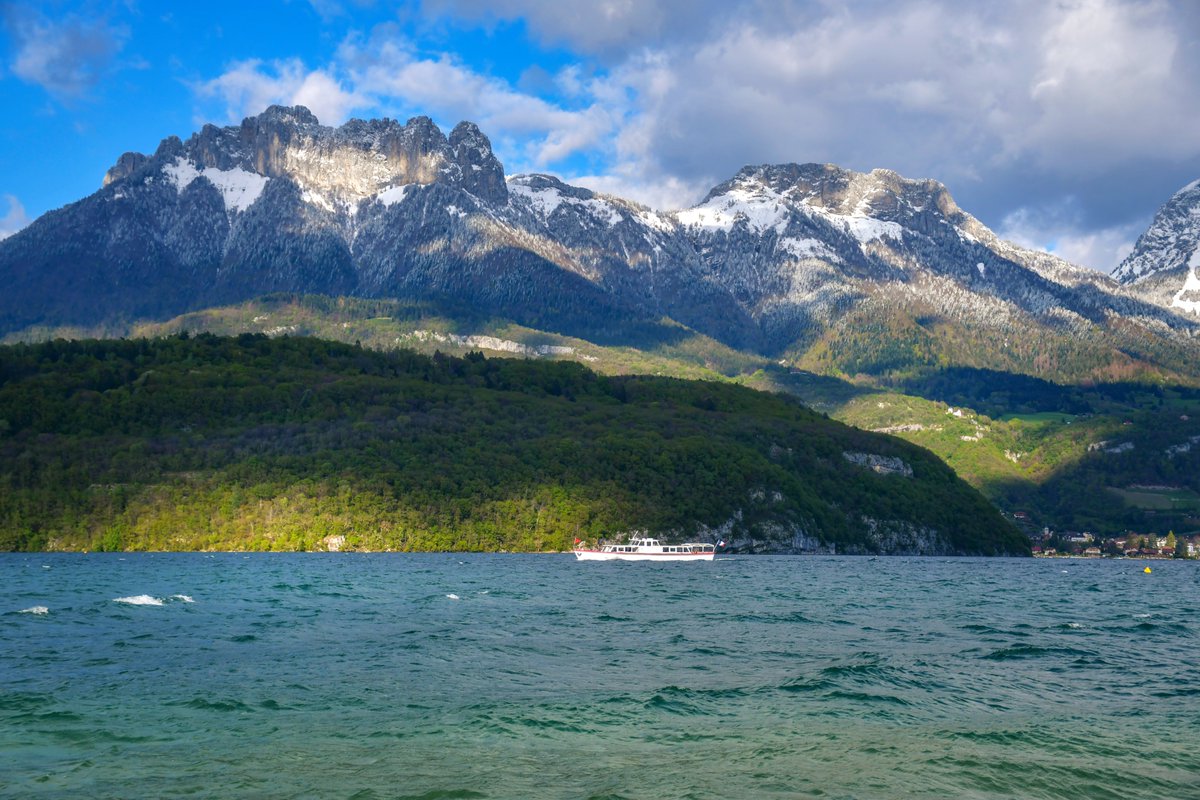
left=171, top=595, right=195, bottom=603
left=19, top=606, right=48, bottom=615
left=446, top=593, right=460, bottom=600
left=114, top=595, right=164, bottom=606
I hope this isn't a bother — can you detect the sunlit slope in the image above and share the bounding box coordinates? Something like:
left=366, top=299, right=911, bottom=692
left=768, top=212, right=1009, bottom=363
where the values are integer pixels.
left=0, top=334, right=1024, bottom=555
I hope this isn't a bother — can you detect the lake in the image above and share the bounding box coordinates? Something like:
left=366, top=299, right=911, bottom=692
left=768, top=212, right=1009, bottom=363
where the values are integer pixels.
left=2, top=554, right=1198, bottom=799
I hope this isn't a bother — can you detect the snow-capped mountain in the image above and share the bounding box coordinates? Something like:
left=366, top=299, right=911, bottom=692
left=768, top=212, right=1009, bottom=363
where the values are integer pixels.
left=1113, top=179, right=1200, bottom=315
left=2, top=106, right=1197, bottom=382
left=663, top=163, right=1182, bottom=357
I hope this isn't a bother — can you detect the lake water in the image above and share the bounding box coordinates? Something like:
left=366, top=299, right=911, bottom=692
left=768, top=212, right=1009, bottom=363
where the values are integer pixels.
left=2, top=554, right=1198, bottom=799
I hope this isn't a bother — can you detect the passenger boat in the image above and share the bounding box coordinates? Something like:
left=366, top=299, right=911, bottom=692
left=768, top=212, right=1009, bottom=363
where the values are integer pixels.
left=572, top=535, right=717, bottom=561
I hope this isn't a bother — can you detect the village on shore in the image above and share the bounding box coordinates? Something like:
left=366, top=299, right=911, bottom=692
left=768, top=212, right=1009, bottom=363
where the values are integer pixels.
left=1022, top=523, right=1198, bottom=559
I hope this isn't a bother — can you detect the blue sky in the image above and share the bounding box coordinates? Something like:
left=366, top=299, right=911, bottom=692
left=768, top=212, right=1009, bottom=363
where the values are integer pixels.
left=2, top=0, right=1199, bottom=272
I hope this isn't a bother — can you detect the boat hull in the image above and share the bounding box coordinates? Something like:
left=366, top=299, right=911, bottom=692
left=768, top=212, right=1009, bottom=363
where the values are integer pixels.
left=573, top=549, right=714, bottom=562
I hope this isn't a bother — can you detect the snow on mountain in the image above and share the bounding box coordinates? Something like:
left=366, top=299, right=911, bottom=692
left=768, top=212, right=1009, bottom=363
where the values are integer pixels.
left=163, top=158, right=269, bottom=213
left=676, top=184, right=792, bottom=234
left=1113, top=179, right=1200, bottom=315
left=375, top=185, right=411, bottom=207
left=507, top=174, right=624, bottom=227
left=1169, top=246, right=1200, bottom=315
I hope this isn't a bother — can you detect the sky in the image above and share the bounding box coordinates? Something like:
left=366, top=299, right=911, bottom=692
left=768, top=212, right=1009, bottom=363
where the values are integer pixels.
left=2, top=0, right=1199, bottom=273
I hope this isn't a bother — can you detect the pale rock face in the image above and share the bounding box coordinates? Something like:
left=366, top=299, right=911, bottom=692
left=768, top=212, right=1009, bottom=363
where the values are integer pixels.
left=842, top=452, right=914, bottom=477
left=281, top=136, right=444, bottom=206
left=103, top=151, right=148, bottom=186
left=111, top=106, right=506, bottom=216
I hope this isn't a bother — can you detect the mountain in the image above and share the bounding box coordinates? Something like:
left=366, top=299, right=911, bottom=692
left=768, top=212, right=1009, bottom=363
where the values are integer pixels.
left=3, top=105, right=1199, bottom=387
left=0, top=335, right=1026, bottom=555
left=654, top=164, right=1199, bottom=380
left=1113, top=179, right=1200, bottom=315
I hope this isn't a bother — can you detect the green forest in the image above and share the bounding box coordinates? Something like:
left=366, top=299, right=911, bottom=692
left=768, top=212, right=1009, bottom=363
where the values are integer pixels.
left=0, top=334, right=1025, bottom=555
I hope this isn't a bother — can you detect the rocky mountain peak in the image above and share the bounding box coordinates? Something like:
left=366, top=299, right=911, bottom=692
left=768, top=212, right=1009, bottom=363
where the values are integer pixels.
left=102, top=151, right=148, bottom=186
left=700, top=162, right=962, bottom=223
left=448, top=121, right=507, bottom=203
left=1113, top=179, right=1200, bottom=286
left=253, top=104, right=321, bottom=127
left=98, top=106, right=508, bottom=210
left=679, top=162, right=973, bottom=247
left=1109, top=178, right=1200, bottom=315
left=509, top=173, right=595, bottom=201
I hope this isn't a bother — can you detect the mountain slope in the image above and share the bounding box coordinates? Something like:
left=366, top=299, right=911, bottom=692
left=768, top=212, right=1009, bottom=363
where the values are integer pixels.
left=3, top=105, right=1199, bottom=387
left=0, top=334, right=1025, bottom=555
left=665, top=163, right=1199, bottom=380
left=95, top=292, right=1200, bottom=540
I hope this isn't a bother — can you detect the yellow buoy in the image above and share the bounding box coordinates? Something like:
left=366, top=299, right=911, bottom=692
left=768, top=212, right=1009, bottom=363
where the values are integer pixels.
left=1144, top=566, right=1152, bottom=574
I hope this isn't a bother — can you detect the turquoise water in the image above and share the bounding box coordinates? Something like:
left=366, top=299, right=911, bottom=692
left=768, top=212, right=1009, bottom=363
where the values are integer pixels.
left=2, top=554, right=1198, bottom=799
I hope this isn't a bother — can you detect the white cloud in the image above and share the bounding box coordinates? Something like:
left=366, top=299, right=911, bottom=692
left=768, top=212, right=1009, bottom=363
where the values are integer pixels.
left=569, top=0, right=1200, bottom=259
left=338, top=31, right=619, bottom=168
left=0, top=194, right=31, bottom=240
left=1015, top=0, right=1200, bottom=168
left=601, top=4, right=1022, bottom=184
left=999, top=204, right=1145, bottom=274
left=569, top=172, right=709, bottom=212
left=4, top=5, right=128, bottom=98
left=195, top=59, right=366, bottom=126
left=419, top=0, right=722, bottom=55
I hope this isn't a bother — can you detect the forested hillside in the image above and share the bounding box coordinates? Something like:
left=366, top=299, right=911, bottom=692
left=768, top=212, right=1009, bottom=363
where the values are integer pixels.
left=0, top=334, right=1025, bottom=555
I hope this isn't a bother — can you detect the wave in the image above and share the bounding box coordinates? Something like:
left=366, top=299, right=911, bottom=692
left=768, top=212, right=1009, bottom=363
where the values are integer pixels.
left=778, top=676, right=830, bottom=693
left=113, top=594, right=194, bottom=606
left=959, top=624, right=1030, bottom=638
left=982, top=644, right=1097, bottom=661
left=114, top=595, right=164, bottom=606
left=174, top=697, right=256, bottom=713
left=18, top=606, right=49, bottom=615
left=1131, top=620, right=1192, bottom=636
left=0, top=693, right=53, bottom=713
left=730, top=611, right=817, bottom=624
left=1148, top=685, right=1200, bottom=698
left=827, top=688, right=914, bottom=706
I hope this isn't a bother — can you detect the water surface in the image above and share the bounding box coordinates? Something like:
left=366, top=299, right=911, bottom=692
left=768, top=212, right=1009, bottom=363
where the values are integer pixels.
left=2, top=554, right=1198, bottom=798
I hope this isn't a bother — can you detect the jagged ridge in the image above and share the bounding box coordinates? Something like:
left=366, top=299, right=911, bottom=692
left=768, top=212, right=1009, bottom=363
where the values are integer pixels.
left=3, top=105, right=1200, bottom=384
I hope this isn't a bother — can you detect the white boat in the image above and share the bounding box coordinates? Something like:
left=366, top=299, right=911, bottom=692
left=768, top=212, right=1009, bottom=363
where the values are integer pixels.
left=573, top=535, right=717, bottom=561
